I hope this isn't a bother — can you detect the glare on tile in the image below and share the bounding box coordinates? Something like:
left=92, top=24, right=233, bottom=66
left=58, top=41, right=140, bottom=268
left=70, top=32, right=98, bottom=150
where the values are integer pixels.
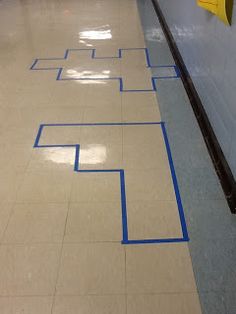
left=79, top=39, right=93, bottom=47
left=80, top=144, right=107, bottom=165
left=66, top=69, right=110, bottom=80
left=43, top=148, right=75, bottom=166
left=75, top=80, right=107, bottom=85
left=82, top=81, right=107, bottom=85
left=42, top=145, right=108, bottom=166
left=65, top=68, right=109, bottom=84
left=79, top=26, right=112, bottom=40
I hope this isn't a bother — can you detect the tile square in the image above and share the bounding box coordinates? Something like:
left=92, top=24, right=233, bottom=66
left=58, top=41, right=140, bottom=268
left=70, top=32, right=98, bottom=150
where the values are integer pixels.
left=121, top=49, right=148, bottom=68
left=123, top=142, right=169, bottom=170
left=79, top=144, right=123, bottom=170
left=121, top=71, right=153, bottom=91
left=121, top=92, right=158, bottom=107
left=39, top=106, right=85, bottom=123
left=127, top=200, right=182, bottom=240
left=83, top=105, right=122, bottom=123
left=3, top=203, right=68, bottom=244
left=125, top=169, right=175, bottom=202
left=86, top=81, right=121, bottom=107
left=121, top=92, right=161, bottom=122
left=122, top=103, right=161, bottom=122
left=56, top=243, right=125, bottom=295
left=70, top=172, right=121, bottom=202
left=0, top=244, right=61, bottom=296
left=65, top=202, right=122, bottom=242
left=17, top=171, right=72, bottom=203
left=126, top=243, right=197, bottom=293
left=40, top=125, right=81, bottom=146
left=122, top=124, right=162, bottom=146
left=80, top=126, right=122, bottom=147
left=50, top=83, right=89, bottom=108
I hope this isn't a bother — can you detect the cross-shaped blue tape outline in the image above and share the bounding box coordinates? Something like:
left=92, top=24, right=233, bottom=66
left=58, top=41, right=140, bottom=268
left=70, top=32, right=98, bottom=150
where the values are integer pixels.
left=30, top=48, right=180, bottom=92
left=34, top=121, right=189, bottom=245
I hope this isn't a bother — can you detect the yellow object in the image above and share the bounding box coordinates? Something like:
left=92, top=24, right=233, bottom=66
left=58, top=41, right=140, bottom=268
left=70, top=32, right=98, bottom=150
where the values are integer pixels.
left=197, top=0, right=233, bottom=25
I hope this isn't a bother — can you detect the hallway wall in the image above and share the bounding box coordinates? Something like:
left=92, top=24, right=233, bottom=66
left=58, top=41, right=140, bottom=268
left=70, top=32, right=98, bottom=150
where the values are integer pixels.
left=157, top=0, right=236, bottom=178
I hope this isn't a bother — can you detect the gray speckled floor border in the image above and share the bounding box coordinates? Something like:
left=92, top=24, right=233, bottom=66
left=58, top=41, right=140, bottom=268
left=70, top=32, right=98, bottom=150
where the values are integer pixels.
left=137, top=1, right=236, bottom=313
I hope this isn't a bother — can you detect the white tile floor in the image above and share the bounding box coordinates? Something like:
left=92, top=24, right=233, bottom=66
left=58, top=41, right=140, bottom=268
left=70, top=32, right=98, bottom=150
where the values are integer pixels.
left=0, top=0, right=202, bottom=312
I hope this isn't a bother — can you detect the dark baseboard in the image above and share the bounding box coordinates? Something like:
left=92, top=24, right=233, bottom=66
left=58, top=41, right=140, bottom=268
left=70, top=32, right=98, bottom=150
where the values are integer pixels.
left=151, top=0, right=236, bottom=213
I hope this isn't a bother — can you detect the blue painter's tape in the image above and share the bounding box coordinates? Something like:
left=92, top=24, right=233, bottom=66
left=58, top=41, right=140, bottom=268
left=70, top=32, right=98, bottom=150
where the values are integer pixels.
left=37, top=144, right=77, bottom=148
left=42, top=122, right=163, bottom=127
left=120, top=169, right=129, bottom=243
left=161, top=122, right=189, bottom=241
left=30, top=59, right=39, bottom=70
left=145, top=48, right=152, bottom=68
left=34, top=124, right=44, bottom=147
left=30, top=48, right=180, bottom=92
left=74, top=145, right=80, bottom=172
left=33, top=122, right=189, bottom=245
left=78, top=169, right=123, bottom=173
left=174, top=65, right=181, bottom=78
left=122, top=237, right=187, bottom=245
left=56, top=68, right=63, bottom=80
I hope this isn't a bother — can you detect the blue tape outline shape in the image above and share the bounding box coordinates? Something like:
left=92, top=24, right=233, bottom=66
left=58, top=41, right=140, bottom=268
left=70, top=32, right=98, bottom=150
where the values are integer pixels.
left=34, top=121, right=189, bottom=245
left=30, top=48, right=180, bottom=92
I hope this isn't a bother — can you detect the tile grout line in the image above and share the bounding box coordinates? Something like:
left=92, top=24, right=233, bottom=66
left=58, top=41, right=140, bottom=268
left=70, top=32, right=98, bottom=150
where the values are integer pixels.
left=124, top=246, right=128, bottom=314
left=50, top=200, right=70, bottom=314
left=0, top=202, right=16, bottom=245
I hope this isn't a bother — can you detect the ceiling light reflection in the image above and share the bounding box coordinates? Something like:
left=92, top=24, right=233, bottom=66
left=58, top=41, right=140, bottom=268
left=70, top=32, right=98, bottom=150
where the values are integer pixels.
left=79, top=25, right=112, bottom=40
left=66, top=69, right=110, bottom=84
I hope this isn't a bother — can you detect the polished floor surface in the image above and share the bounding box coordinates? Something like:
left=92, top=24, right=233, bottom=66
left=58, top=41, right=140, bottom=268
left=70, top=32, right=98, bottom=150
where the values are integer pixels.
left=0, top=0, right=227, bottom=312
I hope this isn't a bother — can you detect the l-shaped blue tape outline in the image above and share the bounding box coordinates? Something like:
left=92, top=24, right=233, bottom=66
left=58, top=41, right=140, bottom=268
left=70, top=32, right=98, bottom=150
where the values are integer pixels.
left=33, top=121, right=189, bottom=245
